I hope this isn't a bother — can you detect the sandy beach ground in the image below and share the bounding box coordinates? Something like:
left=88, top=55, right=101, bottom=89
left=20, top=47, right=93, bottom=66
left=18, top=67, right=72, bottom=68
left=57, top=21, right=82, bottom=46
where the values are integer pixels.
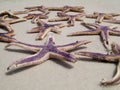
left=0, top=0, right=120, bottom=90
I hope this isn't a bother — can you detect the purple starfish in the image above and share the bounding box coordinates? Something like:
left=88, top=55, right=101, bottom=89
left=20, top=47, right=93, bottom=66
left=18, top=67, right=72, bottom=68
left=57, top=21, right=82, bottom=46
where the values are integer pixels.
left=48, top=12, right=85, bottom=27
left=5, top=35, right=91, bottom=71
left=27, top=20, right=65, bottom=40
left=24, top=13, right=48, bottom=23
left=86, top=12, right=120, bottom=23
left=68, top=22, right=120, bottom=51
left=0, top=32, right=16, bottom=43
left=76, top=42, right=120, bottom=86
left=0, top=13, right=26, bottom=32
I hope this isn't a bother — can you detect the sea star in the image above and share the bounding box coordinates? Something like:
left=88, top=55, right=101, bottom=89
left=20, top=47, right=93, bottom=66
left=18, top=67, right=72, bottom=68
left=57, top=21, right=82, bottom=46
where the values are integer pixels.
left=27, top=20, right=65, bottom=40
left=24, top=13, right=48, bottom=23
left=86, top=12, right=120, bottom=23
left=68, top=22, right=120, bottom=51
left=25, top=5, right=84, bottom=14
left=48, top=12, right=85, bottom=26
left=5, top=35, right=91, bottom=71
left=76, top=42, right=120, bottom=86
left=0, top=14, right=26, bottom=32
left=0, top=32, right=16, bottom=42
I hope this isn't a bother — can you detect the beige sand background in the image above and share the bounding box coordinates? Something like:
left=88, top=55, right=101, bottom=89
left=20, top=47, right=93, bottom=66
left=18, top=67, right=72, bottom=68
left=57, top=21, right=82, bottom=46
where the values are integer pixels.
left=0, top=0, right=120, bottom=90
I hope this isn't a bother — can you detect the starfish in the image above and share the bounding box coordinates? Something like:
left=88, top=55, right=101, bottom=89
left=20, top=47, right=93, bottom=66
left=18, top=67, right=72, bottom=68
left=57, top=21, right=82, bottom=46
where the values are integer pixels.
left=86, top=12, right=120, bottom=23
left=25, top=5, right=84, bottom=14
left=27, top=20, right=65, bottom=40
left=24, top=13, right=48, bottom=23
left=0, top=32, right=16, bottom=43
left=0, top=14, right=26, bottom=32
left=76, top=42, right=120, bottom=86
left=5, top=35, right=91, bottom=71
left=48, top=12, right=85, bottom=27
left=68, top=22, right=120, bottom=51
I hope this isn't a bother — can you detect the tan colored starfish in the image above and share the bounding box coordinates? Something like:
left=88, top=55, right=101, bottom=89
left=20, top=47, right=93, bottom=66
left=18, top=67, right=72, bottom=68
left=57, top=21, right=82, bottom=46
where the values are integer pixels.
left=86, top=12, right=120, bottom=23
left=0, top=32, right=15, bottom=43
left=76, top=42, right=120, bottom=86
left=0, top=14, right=26, bottom=32
left=25, top=5, right=84, bottom=14
left=68, top=22, right=120, bottom=52
left=48, top=12, right=85, bottom=27
left=24, top=13, right=48, bottom=23
left=5, top=35, right=91, bottom=71
left=27, top=20, right=65, bottom=40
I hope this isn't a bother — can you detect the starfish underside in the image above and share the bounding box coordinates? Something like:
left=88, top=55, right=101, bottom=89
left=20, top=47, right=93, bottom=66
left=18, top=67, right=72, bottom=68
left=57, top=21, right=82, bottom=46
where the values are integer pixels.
left=27, top=20, right=65, bottom=40
left=68, top=22, right=120, bottom=51
left=6, top=35, right=91, bottom=71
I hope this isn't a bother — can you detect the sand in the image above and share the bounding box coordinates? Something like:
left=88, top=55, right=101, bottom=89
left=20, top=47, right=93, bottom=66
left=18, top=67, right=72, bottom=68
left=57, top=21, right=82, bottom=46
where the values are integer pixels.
left=0, top=0, right=120, bottom=90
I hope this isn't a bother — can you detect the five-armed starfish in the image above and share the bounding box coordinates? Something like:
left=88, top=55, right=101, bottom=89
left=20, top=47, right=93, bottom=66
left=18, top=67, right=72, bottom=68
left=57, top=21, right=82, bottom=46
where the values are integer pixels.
left=68, top=22, right=120, bottom=51
left=25, top=5, right=84, bottom=14
left=0, top=32, right=16, bottom=43
left=24, top=13, right=48, bottom=23
left=86, top=12, right=120, bottom=23
left=76, top=42, right=120, bottom=86
left=27, top=20, right=65, bottom=40
left=48, top=12, right=85, bottom=26
left=5, top=35, right=91, bottom=71
left=0, top=14, right=26, bottom=32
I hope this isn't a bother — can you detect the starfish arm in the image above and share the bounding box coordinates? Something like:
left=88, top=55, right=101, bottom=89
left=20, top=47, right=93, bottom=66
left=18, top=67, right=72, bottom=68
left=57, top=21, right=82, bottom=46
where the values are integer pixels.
left=100, top=30, right=109, bottom=46
left=76, top=52, right=118, bottom=62
left=7, top=50, right=49, bottom=71
left=110, top=13, right=120, bottom=16
left=8, top=18, right=26, bottom=24
left=70, top=7, right=84, bottom=12
left=48, top=17, right=68, bottom=22
left=81, top=22, right=99, bottom=29
left=3, top=23, right=14, bottom=32
left=75, top=13, right=86, bottom=21
left=49, top=23, right=65, bottom=33
left=5, top=41, right=41, bottom=52
left=67, top=18, right=75, bottom=26
left=51, top=28, right=61, bottom=34
left=109, top=29, right=120, bottom=36
left=51, top=51, right=77, bottom=63
left=27, top=27, right=41, bottom=33
left=57, top=40, right=91, bottom=51
left=96, top=15, right=104, bottom=23
left=111, top=43, right=120, bottom=54
left=31, top=15, right=48, bottom=23
left=36, top=28, right=51, bottom=40
left=67, top=30, right=99, bottom=36
left=0, top=32, right=15, bottom=42
left=0, top=11, right=19, bottom=18
left=104, top=19, right=120, bottom=24
left=101, top=62, right=120, bottom=85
